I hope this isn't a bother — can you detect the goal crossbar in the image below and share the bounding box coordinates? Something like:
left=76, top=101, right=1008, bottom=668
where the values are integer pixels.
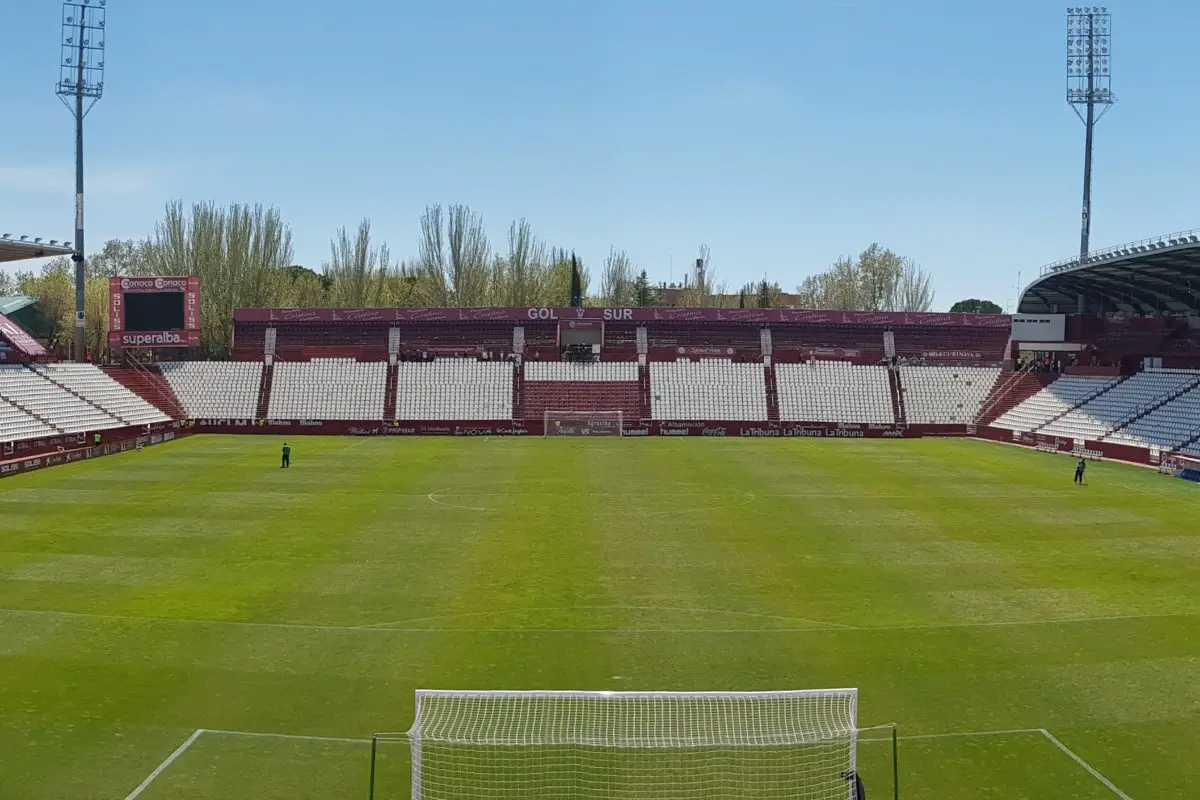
left=408, top=689, right=859, bottom=748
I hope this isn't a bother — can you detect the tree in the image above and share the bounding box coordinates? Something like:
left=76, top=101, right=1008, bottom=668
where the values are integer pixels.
left=546, top=248, right=589, bottom=306
left=632, top=270, right=658, bottom=307
left=795, top=244, right=934, bottom=312
left=146, top=200, right=294, bottom=356
left=416, top=204, right=493, bottom=306
left=494, top=219, right=551, bottom=306
left=599, top=247, right=636, bottom=307
left=17, top=260, right=75, bottom=349
left=88, top=238, right=154, bottom=278
left=569, top=253, right=583, bottom=307
left=757, top=279, right=779, bottom=309
left=325, top=219, right=391, bottom=307
left=949, top=298, right=1003, bottom=314
left=0, top=270, right=16, bottom=296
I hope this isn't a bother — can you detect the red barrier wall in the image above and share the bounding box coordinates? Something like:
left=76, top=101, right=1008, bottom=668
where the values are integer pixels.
left=978, top=425, right=1161, bottom=467
left=188, top=418, right=976, bottom=439
left=0, top=423, right=188, bottom=480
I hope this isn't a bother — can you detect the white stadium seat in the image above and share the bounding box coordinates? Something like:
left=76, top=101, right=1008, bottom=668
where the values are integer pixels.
left=650, top=360, right=767, bottom=421
left=31, top=363, right=170, bottom=426
left=899, top=366, right=1001, bottom=424
left=269, top=359, right=387, bottom=420
left=0, top=365, right=124, bottom=435
left=991, top=376, right=1117, bottom=433
left=158, top=361, right=264, bottom=419
left=396, top=359, right=513, bottom=420
left=775, top=362, right=892, bottom=423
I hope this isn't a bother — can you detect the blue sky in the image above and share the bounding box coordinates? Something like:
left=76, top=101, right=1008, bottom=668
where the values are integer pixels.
left=3, top=0, right=1199, bottom=310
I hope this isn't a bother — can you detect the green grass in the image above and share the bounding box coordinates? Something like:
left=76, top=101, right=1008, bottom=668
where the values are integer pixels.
left=1, top=435, right=1197, bottom=798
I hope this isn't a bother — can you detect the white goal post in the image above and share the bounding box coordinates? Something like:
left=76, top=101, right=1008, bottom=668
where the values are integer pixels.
left=544, top=410, right=624, bottom=436
left=392, top=688, right=861, bottom=799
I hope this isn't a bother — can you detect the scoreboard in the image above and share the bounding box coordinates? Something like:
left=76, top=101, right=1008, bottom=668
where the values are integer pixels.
left=108, top=276, right=200, bottom=349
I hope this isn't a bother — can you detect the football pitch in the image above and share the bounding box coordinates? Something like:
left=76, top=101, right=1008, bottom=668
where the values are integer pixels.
left=1, top=435, right=1196, bottom=798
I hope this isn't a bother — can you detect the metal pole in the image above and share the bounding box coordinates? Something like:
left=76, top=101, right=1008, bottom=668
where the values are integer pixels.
left=73, top=15, right=87, bottom=362
left=892, top=725, right=899, bottom=800
left=1079, top=14, right=1096, bottom=263
left=367, top=736, right=378, bottom=799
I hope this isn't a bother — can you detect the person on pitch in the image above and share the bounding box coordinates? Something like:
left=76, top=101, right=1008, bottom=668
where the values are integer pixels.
left=281, top=442, right=292, bottom=469
left=1074, top=456, right=1087, bottom=486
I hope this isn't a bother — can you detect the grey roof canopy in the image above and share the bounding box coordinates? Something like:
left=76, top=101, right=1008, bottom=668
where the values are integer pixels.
left=0, top=234, right=74, bottom=264
left=1019, top=229, right=1200, bottom=316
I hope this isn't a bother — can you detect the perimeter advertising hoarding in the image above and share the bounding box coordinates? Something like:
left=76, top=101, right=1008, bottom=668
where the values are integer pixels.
left=108, top=276, right=200, bottom=349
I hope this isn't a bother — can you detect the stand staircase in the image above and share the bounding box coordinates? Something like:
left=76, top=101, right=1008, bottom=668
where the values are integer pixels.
left=255, top=363, right=275, bottom=421
left=638, top=364, right=653, bottom=420
left=975, top=369, right=1047, bottom=426
left=383, top=363, right=399, bottom=420
left=106, top=359, right=186, bottom=419
left=512, top=362, right=525, bottom=421
left=764, top=363, right=780, bottom=422
left=887, top=367, right=906, bottom=424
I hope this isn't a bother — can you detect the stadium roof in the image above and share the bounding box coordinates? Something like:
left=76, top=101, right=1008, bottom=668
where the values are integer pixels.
left=1019, top=229, right=1200, bottom=316
left=0, top=234, right=74, bottom=264
left=0, top=296, right=36, bottom=316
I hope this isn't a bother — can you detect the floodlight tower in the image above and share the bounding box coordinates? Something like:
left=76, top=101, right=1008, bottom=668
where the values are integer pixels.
left=56, top=0, right=107, bottom=361
left=1066, top=7, right=1114, bottom=265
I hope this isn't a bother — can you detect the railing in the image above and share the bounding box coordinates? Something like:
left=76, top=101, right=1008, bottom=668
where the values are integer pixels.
left=1039, top=228, right=1200, bottom=276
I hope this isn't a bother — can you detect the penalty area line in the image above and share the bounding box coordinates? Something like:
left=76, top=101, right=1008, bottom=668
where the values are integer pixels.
left=123, top=728, right=205, bottom=800
left=1039, top=729, right=1133, bottom=800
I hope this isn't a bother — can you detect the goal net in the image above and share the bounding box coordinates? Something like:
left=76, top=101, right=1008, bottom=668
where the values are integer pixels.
left=544, top=410, right=624, bottom=436
left=399, top=688, right=859, bottom=799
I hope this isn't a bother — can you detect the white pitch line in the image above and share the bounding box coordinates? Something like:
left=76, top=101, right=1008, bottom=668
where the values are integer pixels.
left=1, top=606, right=1195, bottom=636
left=1039, top=729, right=1134, bottom=800
left=123, top=728, right=205, bottom=800
left=426, top=488, right=489, bottom=512
left=203, top=728, right=369, bottom=745
left=356, top=604, right=859, bottom=631
left=859, top=727, right=1043, bottom=743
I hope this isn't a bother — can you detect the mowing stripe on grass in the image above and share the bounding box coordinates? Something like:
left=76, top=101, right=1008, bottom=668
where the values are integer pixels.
left=2, top=606, right=1195, bottom=635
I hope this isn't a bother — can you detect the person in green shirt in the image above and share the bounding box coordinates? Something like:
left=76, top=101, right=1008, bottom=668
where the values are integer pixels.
left=281, top=443, right=291, bottom=469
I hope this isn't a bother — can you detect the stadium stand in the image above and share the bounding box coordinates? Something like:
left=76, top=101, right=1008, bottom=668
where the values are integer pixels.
left=651, top=360, right=768, bottom=421
left=892, top=327, right=1009, bottom=363
left=1102, top=377, right=1200, bottom=450
left=105, top=367, right=186, bottom=418
left=775, top=362, right=893, bottom=423
left=269, top=359, right=387, bottom=420
left=31, top=364, right=170, bottom=425
left=395, top=359, right=513, bottom=420
left=899, top=366, right=1001, bottom=424
left=0, top=397, right=56, bottom=441
left=1037, top=370, right=1200, bottom=441
left=990, top=376, right=1118, bottom=432
left=975, top=371, right=1048, bottom=425
left=521, top=362, right=642, bottom=422
left=158, top=361, right=264, bottom=419
left=0, top=365, right=121, bottom=433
